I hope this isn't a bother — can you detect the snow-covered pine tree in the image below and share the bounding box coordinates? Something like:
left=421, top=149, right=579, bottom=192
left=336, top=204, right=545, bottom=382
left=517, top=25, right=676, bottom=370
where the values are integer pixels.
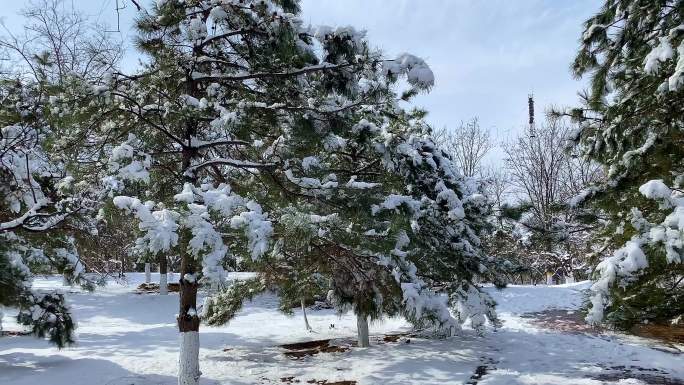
left=202, top=28, right=503, bottom=344
left=377, top=118, right=503, bottom=334
left=254, top=105, right=502, bottom=341
left=564, top=0, right=684, bottom=327
left=84, top=0, right=503, bottom=379
left=87, top=0, right=447, bottom=382
left=0, top=78, right=96, bottom=347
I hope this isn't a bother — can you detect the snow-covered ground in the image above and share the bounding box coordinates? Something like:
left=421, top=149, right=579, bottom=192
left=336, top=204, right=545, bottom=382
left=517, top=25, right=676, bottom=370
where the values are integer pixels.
left=1, top=275, right=682, bottom=385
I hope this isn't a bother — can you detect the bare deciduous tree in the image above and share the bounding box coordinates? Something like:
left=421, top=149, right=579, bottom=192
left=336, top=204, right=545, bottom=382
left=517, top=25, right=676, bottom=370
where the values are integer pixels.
left=505, top=117, right=601, bottom=230
left=0, top=0, right=123, bottom=83
left=0, top=0, right=128, bottom=281
left=503, top=116, right=603, bottom=282
left=481, top=166, right=510, bottom=230
left=433, top=117, right=492, bottom=177
left=505, top=118, right=568, bottom=232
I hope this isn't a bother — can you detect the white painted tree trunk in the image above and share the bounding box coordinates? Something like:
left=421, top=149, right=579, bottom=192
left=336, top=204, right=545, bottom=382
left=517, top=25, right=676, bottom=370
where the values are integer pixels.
left=356, top=313, right=370, bottom=347
left=160, top=273, right=168, bottom=295
left=565, top=275, right=575, bottom=284
left=178, top=331, right=200, bottom=385
left=301, top=298, right=312, bottom=331
left=546, top=272, right=554, bottom=285
left=145, top=263, right=151, bottom=284
left=159, top=256, right=168, bottom=295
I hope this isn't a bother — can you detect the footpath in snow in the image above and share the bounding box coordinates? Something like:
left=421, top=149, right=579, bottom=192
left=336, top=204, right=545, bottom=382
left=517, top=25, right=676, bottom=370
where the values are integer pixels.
left=0, top=274, right=682, bottom=385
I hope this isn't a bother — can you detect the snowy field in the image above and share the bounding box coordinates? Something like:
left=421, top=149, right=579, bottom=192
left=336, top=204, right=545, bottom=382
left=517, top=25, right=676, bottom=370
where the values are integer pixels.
left=1, top=274, right=682, bottom=385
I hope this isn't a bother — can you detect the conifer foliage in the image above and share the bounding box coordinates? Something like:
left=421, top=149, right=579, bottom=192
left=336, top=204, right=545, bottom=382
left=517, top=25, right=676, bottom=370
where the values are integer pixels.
left=567, top=0, right=684, bottom=327
left=0, top=0, right=125, bottom=347
left=0, top=80, right=95, bottom=347
left=82, top=0, right=500, bottom=382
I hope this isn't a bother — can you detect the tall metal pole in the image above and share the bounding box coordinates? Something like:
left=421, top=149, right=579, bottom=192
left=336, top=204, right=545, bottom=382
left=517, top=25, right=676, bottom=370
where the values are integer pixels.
left=528, top=94, right=536, bottom=138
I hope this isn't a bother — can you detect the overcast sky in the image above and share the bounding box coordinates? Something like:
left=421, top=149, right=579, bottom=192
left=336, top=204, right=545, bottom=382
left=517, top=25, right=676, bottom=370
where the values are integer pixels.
left=0, top=0, right=599, bottom=164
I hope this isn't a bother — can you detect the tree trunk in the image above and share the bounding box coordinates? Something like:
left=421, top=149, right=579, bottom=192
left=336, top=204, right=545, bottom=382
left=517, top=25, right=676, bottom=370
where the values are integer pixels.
left=179, top=330, right=200, bottom=385
left=120, top=254, right=126, bottom=278
left=62, top=272, right=69, bottom=286
left=356, top=313, right=370, bottom=347
left=159, top=255, right=168, bottom=295
left=178, top=65, right=201, bottom=385
left=145, top=262, right=151, bottom=284
left=565, top=275, right=575, bottom=284
left=546, top=272, right=554, bottom=285
left=301, top=298, right=312, bottom=331
left=178, top=254, right=200, bottom=385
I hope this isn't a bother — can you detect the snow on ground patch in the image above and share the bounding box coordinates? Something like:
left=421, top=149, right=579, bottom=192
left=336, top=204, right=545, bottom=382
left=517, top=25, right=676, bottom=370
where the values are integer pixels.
left=484, top=281, right=591, bottom=315
left=1, top=276, right=682, bottom=385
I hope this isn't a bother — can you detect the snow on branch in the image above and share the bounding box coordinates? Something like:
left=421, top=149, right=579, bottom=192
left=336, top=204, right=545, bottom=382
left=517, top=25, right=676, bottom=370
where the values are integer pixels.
left=112, top=196, right=180, bottom=254
left=284, top=169, right=338, bottom=190
left=383, top=53, right=435, bottom=90
left=0, top=201, right=47, bottom=231
left=345, top=175, right=380, bottom=189
left=195, top=27, right=270, bottom=49
left=371, top=194, right=423, bottom=217
left=136, top=182, right=275, bottom=284
left=229, top=201, right=273, bottom=260
left=184, top=158, right=276, bottom=178
left=189, top=137, right=249, bottom=149
left=191, top=62, right=351, bottom=82
left=0, top=200, right=79, bottom=233
left=586, top=178, right=684, bottom=324
left=108, top=135, right=152, bottom=184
